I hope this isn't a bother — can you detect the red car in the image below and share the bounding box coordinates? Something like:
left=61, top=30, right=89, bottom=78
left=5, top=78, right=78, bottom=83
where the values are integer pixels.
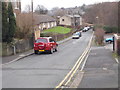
left=34, top=37, right=58, bottom=54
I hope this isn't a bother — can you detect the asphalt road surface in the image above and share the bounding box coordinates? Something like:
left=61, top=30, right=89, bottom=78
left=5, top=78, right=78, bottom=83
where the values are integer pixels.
left=2, top=30, right=93, bottom=88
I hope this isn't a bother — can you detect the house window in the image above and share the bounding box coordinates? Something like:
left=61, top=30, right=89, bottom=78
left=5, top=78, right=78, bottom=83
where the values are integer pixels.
left=62, top=19, right=65, bottom=21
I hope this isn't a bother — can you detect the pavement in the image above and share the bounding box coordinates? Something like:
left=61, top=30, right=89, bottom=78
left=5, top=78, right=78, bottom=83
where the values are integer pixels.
left=78, top=43, right=119, bottom=88
left=1, top=36, right=72, bottom=65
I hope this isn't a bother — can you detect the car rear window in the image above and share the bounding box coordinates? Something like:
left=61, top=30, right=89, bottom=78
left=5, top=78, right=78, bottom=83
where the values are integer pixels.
left=36, top=38, right=48, bottom=43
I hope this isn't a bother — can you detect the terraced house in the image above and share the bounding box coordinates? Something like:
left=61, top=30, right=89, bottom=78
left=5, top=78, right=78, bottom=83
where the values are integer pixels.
left=33, top=14, right=57, bottom=40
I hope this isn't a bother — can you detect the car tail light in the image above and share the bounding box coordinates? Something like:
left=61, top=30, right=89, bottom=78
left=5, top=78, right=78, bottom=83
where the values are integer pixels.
left=34, top=44, right=37, bottom=47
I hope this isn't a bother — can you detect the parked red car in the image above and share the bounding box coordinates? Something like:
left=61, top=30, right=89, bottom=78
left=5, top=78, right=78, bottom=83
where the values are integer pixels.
left=34, top=37, right=58, bottom=54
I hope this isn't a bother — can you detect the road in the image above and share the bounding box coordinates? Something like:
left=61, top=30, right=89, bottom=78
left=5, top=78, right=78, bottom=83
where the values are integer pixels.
left=2, top=30, right=93, bottom=88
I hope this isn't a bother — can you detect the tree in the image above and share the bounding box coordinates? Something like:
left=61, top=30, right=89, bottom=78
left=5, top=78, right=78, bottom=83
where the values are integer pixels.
left=95, top=28, right=105, bottom=45
left=15, top=12, right=33, bottom=39
left=51, top=7, right=66, bottom=17
left=7, top=2, right=16, bottom=43
left=2, top=2, right=8, bottom=43
left=35, top=5, right=48, bottom=14
left=83, top=2, right=118, bottom=27
left=24, top=4, right=31, bottom=13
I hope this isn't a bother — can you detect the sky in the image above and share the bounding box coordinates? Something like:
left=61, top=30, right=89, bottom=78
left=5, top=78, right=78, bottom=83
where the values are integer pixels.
left=21, top=0, right=118, bottom=11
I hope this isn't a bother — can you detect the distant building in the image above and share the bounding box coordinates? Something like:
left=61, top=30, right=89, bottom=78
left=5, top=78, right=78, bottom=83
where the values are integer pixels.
left=33, top=14, right=57, bottom=39
left=59, top=14, right=82, bottom=26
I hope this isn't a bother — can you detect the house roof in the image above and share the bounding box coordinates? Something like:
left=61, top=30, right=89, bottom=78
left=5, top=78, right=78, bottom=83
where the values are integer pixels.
left=73, top=15, right=81, bottom=18
left=63, top=14, right=81, bottom=18
left=33, top=14, right=56, bottom=25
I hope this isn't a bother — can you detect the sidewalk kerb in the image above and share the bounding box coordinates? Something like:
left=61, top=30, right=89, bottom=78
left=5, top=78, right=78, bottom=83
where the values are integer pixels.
left=2, top=36, right=72, bottom=66
left=2, top=53, right=34, bottom=66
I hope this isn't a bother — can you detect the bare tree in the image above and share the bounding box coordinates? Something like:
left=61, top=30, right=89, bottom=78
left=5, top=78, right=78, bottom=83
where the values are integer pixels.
left=95, top=28, right=105, bottom=45
left=83, top=2, right=118, bottom=27
left=23, top=4, right=31, bottom=13
left=51, top=7, right=67, bottom=17
left=16, top=13, right=33, bottom=39
left=34, top=5, right=48, bottom=14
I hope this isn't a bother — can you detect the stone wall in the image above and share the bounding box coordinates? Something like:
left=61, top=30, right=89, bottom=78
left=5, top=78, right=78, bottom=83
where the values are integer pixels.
left=2, top=37, right=34, bottom=56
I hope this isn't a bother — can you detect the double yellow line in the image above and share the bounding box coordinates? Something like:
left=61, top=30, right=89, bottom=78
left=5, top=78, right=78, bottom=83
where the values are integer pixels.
left=55, top=32, right=94, bottom=89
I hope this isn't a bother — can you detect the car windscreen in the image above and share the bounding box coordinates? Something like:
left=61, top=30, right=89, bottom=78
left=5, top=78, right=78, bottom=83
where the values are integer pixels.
left=74, top=33, right=80, bottom=35
left=36, top=39, right=47, bottom=43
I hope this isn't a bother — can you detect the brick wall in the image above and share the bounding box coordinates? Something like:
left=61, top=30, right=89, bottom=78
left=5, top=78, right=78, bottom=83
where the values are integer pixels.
left=113, top=34, right=120, bottom=56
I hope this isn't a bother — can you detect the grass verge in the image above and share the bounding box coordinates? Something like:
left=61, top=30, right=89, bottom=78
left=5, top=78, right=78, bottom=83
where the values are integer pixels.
left=42, top=26, right=71, bottom=34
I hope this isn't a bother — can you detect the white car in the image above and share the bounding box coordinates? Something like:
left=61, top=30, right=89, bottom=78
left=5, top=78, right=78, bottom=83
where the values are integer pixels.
left=72, top=33, right=80, bottom=39
left=82, top=26, right=90, bottom=32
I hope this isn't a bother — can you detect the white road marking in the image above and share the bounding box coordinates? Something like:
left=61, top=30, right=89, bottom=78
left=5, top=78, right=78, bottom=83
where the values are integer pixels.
left=115, top=58, right=119, bottom=63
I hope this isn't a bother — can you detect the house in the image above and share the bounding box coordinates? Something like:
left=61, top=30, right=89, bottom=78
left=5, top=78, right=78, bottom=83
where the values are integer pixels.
left=33, top=14, right=57, bottom=40
left=59, top=15, right=82, bottom=26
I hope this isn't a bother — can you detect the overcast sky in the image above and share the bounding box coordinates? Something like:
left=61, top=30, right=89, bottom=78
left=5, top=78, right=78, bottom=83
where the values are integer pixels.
left=21, top=0, right=118, bottom=11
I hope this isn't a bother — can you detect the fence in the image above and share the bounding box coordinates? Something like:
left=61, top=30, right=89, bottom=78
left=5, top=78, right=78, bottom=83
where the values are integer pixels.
left=2, top=37, right=34, bottom=56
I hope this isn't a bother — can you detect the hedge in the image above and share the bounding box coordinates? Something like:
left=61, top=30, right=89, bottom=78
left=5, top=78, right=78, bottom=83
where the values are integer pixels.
left=103, top=26, right=120, bottom=33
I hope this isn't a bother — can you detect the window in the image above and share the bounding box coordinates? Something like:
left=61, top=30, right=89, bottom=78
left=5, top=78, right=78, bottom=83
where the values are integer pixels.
left=36, top=39, right=47, bottom=43
left=49, top=38, right=55, bottom=42
left=62, top=19, right=65, bottom=21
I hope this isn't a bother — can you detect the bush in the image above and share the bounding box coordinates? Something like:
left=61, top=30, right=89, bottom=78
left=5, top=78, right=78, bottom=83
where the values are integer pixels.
left=40, top=32, right=56, bottom=37
left=103, top=26, right=119, bottom=33
left=95, top=28, right=105, bottom=45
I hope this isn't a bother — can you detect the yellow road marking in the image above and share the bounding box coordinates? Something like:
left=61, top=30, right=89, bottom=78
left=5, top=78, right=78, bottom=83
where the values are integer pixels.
left=55, top=32, right=94, bottom=89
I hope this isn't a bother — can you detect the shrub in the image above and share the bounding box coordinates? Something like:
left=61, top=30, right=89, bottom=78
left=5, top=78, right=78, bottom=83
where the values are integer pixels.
left=103, top=26, right=119, bottom=33
left=95, top=28, right=105, bottom=45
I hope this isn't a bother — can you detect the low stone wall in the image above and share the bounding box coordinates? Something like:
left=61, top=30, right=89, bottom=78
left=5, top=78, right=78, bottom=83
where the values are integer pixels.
left=2, top=37, right=34, bottom=56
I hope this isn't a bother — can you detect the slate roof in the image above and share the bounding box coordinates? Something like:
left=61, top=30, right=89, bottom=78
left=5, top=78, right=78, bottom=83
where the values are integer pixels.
left=64, top=14, right=81, bottom=18
left=33, top=14, right=56, bottom=25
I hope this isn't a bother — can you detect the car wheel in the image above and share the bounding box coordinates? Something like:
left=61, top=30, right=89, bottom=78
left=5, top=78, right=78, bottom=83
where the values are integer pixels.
left=34, top=50, right=38, bottom=54
left=55, top=47, right=57, bottom=52
left=108, top=40, right=112, bottom=43
left=49, top=48, right=54, bottom=54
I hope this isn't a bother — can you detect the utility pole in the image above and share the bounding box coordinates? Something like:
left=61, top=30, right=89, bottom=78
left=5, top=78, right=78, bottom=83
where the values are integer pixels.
left=31, top=0, right=34, bottom=42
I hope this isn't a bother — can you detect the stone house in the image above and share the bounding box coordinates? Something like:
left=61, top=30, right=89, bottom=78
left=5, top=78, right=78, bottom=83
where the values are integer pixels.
left=59, top=15, right=82, bottom=26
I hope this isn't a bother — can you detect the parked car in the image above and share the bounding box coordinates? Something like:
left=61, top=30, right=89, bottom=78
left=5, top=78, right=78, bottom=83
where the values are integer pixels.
left=82, top=26, right=89, bottom=32
left=72, top=32, right=81, bottom=39
left=34, top=37, right=58, bottom=54
left=105, top=37, right=114, bottom=43
left=76, top=32, right=82, bottom=37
